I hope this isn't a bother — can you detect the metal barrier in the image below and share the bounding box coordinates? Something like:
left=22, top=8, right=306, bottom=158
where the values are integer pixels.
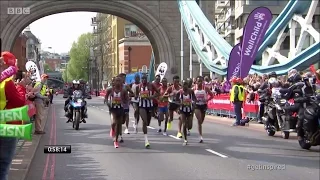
left=206, top=94, right=260, bottom=120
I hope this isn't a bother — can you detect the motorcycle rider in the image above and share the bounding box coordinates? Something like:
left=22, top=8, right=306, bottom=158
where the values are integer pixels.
left=64, top=80, right=88, bottom=123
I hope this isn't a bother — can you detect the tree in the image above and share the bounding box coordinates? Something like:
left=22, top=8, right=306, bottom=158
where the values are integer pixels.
left=65, top=33, right=93, bottom=82
left=44, top=63, right=54, bottom=73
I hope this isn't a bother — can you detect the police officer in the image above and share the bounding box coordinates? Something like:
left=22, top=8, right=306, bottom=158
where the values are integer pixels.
left=230, top=77, right=245, bottom=126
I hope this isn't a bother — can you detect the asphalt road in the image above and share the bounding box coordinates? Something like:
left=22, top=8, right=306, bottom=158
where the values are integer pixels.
left=26, top=96, right=320, bottom=180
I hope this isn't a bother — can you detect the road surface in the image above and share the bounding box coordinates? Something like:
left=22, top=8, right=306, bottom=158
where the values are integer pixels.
left=26, top=96, right=320, bottom=180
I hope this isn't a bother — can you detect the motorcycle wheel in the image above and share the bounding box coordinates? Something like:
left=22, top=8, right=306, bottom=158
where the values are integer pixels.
left=75, top=111, right=80, bottom=130
left=266, top=129, right=275, bottom=136
left=282, top=131, right=290, bottom=139
left=298, top=138, right=311, bottom=150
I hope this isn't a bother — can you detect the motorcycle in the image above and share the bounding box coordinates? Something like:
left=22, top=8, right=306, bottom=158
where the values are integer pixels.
left=69, top=90, right=86, bottom=130
left=262, top=84, right=301, bottom=139
left=298, top=95, right=320, bottom=149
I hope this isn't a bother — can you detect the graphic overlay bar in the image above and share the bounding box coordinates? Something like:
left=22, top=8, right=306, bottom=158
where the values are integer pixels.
left=44, top=145, right=71, bottom=154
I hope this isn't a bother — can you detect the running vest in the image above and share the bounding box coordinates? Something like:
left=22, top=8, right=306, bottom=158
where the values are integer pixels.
left=158, top=86, right=168, bottom=107
left=230, top=85, right=245, bottom=101
left=194, top=86, right=207, bottom=105
left=131, top=83, right=139, bottom=102
left=138, top=83, right=153, bottom=108
left=179, top=91, right=192, bottom=113
left=0, top=77, right=13, bottom=110
left=35, top=82, right=47, bottom=96
left=169, top=85, right=180, bottom=104
left=110, top=90, right=122, bottom=109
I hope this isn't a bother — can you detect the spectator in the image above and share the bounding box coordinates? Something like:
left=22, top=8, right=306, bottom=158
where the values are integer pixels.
left=33, top=74, right=49, bottom=134
left=0, top=52, right=31, bottom=180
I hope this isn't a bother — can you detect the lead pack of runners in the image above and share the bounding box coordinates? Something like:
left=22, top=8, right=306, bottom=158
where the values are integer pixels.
left=105, top=73, right=214, bottom=148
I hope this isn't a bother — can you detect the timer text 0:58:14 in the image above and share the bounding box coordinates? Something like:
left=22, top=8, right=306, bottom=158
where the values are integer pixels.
left=44, top=145, right=71, bottom=154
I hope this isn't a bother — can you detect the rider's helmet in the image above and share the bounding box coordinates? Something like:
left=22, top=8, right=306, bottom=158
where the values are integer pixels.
left=72, top=80, right=80, bottom=89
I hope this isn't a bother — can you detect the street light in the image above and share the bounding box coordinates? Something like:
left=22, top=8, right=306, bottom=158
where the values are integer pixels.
left=128, top=46, right=132, bottom=73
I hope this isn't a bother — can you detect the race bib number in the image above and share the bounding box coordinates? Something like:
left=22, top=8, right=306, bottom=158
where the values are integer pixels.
left=140, top=91, right=149, bottom=98
left=112, top=97, right=121, bottom=105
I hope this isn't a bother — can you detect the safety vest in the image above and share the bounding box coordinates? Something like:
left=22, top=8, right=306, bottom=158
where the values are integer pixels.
left=230, top=85, right=245, bottom=102
left=35, top=82, right=47, bottom=96
left=50, top=89, right=53, bottom=94
left=0, top=77, right=13, bottom=110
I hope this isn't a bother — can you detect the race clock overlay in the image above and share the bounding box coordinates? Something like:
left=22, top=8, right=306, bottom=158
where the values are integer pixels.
left=44, top=145, right=71, bottom=154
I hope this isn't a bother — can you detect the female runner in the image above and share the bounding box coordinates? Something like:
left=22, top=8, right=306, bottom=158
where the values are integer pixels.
left=194, top=76, right=214, bottom=143
left=135, top=75, right=159, bottom=148
left=105, top=77, right=129, bottom=148
left=176, top=80, right=197, bottom=145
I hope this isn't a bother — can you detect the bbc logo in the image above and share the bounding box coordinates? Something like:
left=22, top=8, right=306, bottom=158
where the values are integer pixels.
left=7, top=7, right=30, bottom=15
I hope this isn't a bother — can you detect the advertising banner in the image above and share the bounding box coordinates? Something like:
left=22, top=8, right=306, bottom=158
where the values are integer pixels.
left=240, top=7, right=272, bottom=78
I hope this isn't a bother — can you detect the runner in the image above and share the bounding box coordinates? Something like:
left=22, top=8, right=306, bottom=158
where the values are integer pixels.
left=186, top=78, right=194, bottom=136
left=158, top=77, right=169, bottom=135
left=118, top=73, right=134, bottom=136
left=164, top=76, right=181, bottom=137
left=194, top=76, right=214, bottom=143
left=105, top=77, right=129, bottom=148
left=135, top=74, right=159, bottom=148
left=152, top=75, right=162, bottom=119
left=176, top=80, right=197, bottom=145
left=131, top=74, right=140, bottom=133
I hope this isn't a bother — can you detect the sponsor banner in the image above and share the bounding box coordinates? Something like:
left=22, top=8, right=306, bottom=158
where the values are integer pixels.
left=240, top=7, right=272, bottom=78
left=227, top=43, right=241, bottom=81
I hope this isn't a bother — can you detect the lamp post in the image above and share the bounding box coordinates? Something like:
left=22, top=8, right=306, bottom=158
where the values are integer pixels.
left=128, top=46, right=132, bottom=73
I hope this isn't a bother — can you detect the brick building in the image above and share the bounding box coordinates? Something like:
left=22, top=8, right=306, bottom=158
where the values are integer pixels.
left=44, top=58, right=63, bottom=72
left=12, top=33, right=28, bottom=71
left=118, top=37, right=152, bottom=73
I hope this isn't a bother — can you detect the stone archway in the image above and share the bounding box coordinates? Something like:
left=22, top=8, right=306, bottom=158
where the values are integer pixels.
left=0, top=1, right=177, bottom=78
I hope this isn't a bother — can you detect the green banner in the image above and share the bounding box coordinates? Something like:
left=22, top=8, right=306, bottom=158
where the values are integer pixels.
left=0, top=124, right=33, bottom=140
left=0, top=106, right=30, bottom=123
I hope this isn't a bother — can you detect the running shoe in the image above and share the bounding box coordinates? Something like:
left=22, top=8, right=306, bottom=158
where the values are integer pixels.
left=145, top=142, right=150, bottom=149
left=163, top=132, right=167, bottom=136
left=119, top=137, right=124, bottom=143
left=183, top=140, right=188, bottom=146
left=157, top=129, right=162, bottom=133
left=177, top=132, right=182, bottom=138
left=167, top=122, right=172, bottom=130
left=114, top=141, right=119, bottom=148
left=124, top=128, right=130, bottom=134
left=187, top=130, right=191, bottom=136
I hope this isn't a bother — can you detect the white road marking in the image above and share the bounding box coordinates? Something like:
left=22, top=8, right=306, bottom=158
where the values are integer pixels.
left=205, top=149, right=228, bottom=158
left=147, top=126, right=155, bottom=129
left=169, top=135, right=181, bottom=140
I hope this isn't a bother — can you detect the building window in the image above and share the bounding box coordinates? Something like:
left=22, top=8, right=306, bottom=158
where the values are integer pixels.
left=124, top=27, right=130, bottom=37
